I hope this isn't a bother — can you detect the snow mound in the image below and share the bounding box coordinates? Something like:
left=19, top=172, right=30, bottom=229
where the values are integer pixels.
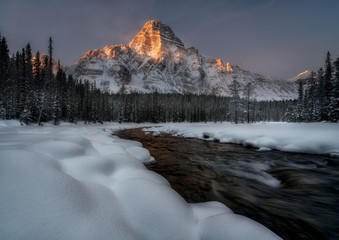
left=257, top=147, right=272, bottom=151
left=0, top=119, right=22, bottom=127
left=126, top=146, right=155, bottom=164
left=0, top=121, right=281, bottom=240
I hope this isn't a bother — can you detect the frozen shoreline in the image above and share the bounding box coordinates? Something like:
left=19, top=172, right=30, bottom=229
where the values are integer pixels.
left=144, top=122, right=339, bottom=157
left=0, top=120, right=281, bottom=240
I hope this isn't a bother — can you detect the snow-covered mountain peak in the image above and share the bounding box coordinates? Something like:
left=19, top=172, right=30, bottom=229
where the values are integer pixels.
left=70, top=20, right=297, bottom=100
left=215, top=59, right=226, bottom=72
left=297, top=70, right=310, bottom=78
left=226, top=62, right=233, bottom=72
left=288, top=70, right=311, bottom=82
left=128, top=20, right=184, bottom=59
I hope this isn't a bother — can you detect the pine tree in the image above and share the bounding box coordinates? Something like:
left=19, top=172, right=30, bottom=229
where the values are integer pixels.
left=296, top=80, right=304, bottom=122
left=329, top=57, right=339, bottom=122
left=243, top=82, right=254, bottom=123
left=0, top=36, right=10, bottom=119
left=229, top=79, right=241, bottom=123
left=33, top=51, right=41, bottom=90
left=317, top=67, right=326, bottom=121
left=304, top=71, right=318, bottom=121
left=48, top=37, right=53, bottom=81
left=25, top=43, right=33, bottom=84
left=16, top=47, right=34, bottom=124
left=25, top=43, right=37, bottom=120
left=324, top=51, right=333, bottom=120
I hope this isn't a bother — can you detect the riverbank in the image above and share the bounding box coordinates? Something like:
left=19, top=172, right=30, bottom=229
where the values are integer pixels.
left=0, top=120, right=281, bottom=240
left=144, top=122, right=339, bottom=156
left=116, top=127, right=339, bottom=240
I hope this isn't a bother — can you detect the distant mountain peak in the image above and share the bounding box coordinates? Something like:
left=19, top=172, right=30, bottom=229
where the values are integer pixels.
left=226, top=62, right=233, bottom=72
left=128, top=19, right=184, bottom=59
left=297, top=70, right=310, bottom=78
left=70, top=20, right=297, bottom=100
left=215, top=59, right=233, bottom=73
left=142, top=20, right=165, bottom=28
left=288, top=70, right=311, bottom=82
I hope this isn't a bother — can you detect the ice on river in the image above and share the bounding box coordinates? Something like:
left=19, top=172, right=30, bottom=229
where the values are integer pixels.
left=0, top=120, right=280, bottom=240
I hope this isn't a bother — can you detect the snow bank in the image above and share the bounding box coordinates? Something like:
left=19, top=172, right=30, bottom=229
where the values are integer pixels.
left=0, top=119, right=22, bottom=127
left=145, top=122, right=339, bottom=156
left=0, top=120, right=280, bottom=240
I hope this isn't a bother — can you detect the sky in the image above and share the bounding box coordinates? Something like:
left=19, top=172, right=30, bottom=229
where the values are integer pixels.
left=0, top=0, right=338, bottom=79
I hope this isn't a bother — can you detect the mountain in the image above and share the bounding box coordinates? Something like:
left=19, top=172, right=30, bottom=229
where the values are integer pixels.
left=68, top=20, right=297, bottom=100
left=288, top=70, right=310, bottom=82
left=288, top=70, right=316, bottom=83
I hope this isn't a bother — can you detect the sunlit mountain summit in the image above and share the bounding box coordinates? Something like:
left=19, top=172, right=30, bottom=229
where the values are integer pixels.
left=68, top=20, right=296, bottom=100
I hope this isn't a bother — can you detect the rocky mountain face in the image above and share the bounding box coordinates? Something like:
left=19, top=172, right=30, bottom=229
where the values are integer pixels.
left=69, top=20, right=297, bottom=100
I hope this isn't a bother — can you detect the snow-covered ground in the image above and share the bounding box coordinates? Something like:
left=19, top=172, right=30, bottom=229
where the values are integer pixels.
left=145, top=122, right=339, bottom=157
left=0, top=120, right=281, bottom=240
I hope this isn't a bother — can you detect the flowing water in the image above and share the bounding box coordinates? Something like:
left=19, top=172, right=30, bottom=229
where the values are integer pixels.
left=115, top=128, right=339, bottom=240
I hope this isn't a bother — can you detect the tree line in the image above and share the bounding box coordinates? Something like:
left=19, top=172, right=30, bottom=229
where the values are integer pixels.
left=286, top=51, right=339, bottom=122
left=110, top=93, right=290, bottom=123
left=1, top=34, right=336, bottom=124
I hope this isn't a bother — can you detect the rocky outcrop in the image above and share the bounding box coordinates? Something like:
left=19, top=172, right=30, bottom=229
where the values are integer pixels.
left=128, top=20, right=184, bottom=59
left=69, top=20, right=297, bottom=100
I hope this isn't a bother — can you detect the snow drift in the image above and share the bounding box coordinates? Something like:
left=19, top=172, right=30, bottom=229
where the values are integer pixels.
left=0, top=121, right=280, bottom=240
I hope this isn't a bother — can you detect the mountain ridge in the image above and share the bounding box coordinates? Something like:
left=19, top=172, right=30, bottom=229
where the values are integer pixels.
left=68, top=20, right=297, bottom=100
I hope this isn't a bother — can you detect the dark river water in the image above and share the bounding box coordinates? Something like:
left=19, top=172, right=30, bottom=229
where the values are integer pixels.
left=115, top=128, right=339, bottom=240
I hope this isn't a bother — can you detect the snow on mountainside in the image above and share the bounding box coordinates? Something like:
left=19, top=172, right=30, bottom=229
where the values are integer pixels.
left=288, top=70, right=312, bottom=82
left=68, top=20, right=297, bottom=100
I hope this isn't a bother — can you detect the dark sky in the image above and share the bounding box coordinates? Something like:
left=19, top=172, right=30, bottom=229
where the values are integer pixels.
left=1, top=0, right=338, bottom=79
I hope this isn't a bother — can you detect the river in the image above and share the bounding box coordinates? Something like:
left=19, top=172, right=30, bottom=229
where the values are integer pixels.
left=115, top=128, right=339, bottom=240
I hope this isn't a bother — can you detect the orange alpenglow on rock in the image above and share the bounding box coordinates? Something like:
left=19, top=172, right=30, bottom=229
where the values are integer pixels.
left=297, top=70, right=309, bottom=78
left=226, top=62, right=233, bottom=72
left=216, top=59, right=233, bottom=73
left=216, top=59, right=226, bottom=71
left=128, top=20, right=184, bottom=59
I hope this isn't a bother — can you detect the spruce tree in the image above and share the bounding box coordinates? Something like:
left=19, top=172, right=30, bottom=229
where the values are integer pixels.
left=243, top=82, right=254, bottom=123
left=229, top=79, right=241, bottom=123
left=48, top=37, right=53, bottom=81
left=305, top=71, right=317, bottom=121
left=324, top=51, right=333, bottom=120
left=329, top=57, right=339, bottom=121
left=0, top=36, right=10, bottom=119
left=296, top=80, right=304, bottom=121
left=33, top=51, right=41, bottom=90
left=317, top=67, right=326, bottom=121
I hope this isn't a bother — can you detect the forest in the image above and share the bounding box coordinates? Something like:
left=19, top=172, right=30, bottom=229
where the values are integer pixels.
left=0, top=35, right=338, bottom=125
left=286, top=52, right=339, bottom=122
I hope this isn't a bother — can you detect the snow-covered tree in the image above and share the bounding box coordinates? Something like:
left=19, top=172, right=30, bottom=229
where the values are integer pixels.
left=243, top=82, right=255, bottom=123
left=229, top=79, right=242, bottom=123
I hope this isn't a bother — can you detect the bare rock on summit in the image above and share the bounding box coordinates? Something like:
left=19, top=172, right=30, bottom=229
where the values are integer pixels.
left=129, top=20, right=185, bottom=59
left=69, top=20, right=297, bottom=100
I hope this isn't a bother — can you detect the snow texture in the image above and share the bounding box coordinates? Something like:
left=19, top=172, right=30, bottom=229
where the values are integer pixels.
left=145, top=122, right=339, bottom=156
left=0, top=120, right=281, bottom=240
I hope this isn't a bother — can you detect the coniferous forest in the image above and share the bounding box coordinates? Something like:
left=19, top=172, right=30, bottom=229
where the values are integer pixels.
left=286, top=52, right=339, bottom=122
left=0, top=35, right=338, bottom=124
